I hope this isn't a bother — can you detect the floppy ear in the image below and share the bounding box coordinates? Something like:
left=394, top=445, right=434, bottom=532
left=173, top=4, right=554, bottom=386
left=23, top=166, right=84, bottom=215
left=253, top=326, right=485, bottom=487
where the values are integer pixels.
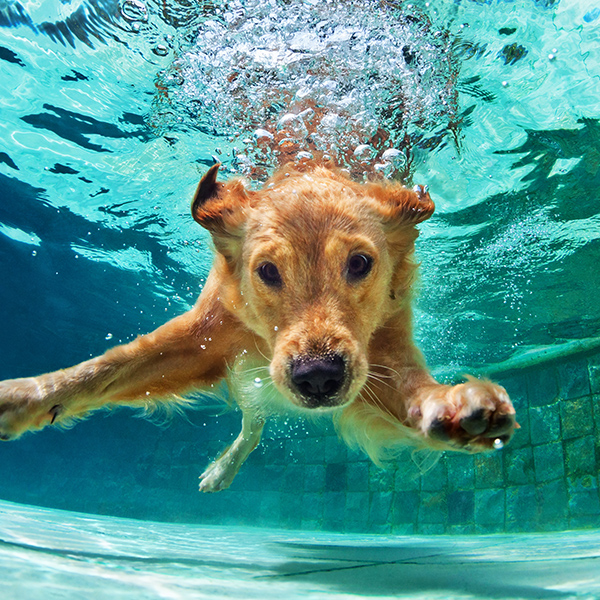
left=367, top=182, right=435, bottom=226
left=191, top=163, right=252, bottom=258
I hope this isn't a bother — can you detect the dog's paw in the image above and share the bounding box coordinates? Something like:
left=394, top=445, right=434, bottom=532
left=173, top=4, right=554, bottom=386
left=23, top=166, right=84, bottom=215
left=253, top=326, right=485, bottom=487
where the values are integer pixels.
left=408, top=378, right=516, bottom=451
left=0, top=379, right=62, bottom=440
left=199, top=450, right=238, bottom=493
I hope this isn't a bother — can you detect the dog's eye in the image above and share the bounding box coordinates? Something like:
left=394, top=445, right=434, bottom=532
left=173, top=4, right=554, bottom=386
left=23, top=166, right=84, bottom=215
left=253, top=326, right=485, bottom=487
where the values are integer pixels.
left=346, top=254, right=373, bottom=281
left=257, top=262, right=282, bottom=287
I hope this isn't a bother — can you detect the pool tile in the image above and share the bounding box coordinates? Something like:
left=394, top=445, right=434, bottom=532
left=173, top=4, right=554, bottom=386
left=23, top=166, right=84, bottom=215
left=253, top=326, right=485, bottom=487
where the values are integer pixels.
left=283, top=464, right=305, bottom=492
left=448, top=490, right=475, bottom=524
left=418, top=523, right=446, bottom=534
left=391, top=521, right=416, bottom=534
left=533, top=442, right=565, bottom=482
left=280, top=492, right=305, bottom=528
left=299, top=436, right=326, bottom=464
left=592, top=394, right=600, bottom=429
left=322, top=491, right=346, bottom=530
left=369, top=463, right=395, bottom=492
left=325, top=435, right=348, bottom=463
left=346, top=461, right=369, bottom=492
left=569, top=488, right=600, bottom=517
left=564, top=435, right=597, bottom=477
left=326, top=463, right=347, bottom=492
left=420, top=457, right=448, bottom=491
left=446, top=454, right=475, bottom=490
left=537, top=479, right=568, bottom=521
left=303, top=492, right=324, bottom=520
left=474, top=489, right=505, bottom=527
left=508, top=407, right=531, bottom=449
left=527, top=366, right=559, bottom=407
left=558, top=358, right=591, bottom=399
left=506, top=484, right=537, bottom=527
left=589, top=357, right=600, bottom=394
left=560, top=396, right=594, bottom=439
left=567, top=474, right=598, bottom=493
left=304, top=464, right=326, bottom=493
left=504, top=446, right=535, bottom=485
left=394, top=458, right=421, bottom=491
left=569, top=515, right=600, bottom=529
left=392, top=490, right=420, bottom=524
left=418, top=491, right=448, bottom=524
left=474, top=452, right=504, bottom=488
left=259, top=491, right=282, bottom=525
left=345, top=491, right=369, bottom=529
left=448, top=523, right=477, bottom=534
left=529, top=403, right=561, bottom=445
left=368, top=491, right=393, bottom=526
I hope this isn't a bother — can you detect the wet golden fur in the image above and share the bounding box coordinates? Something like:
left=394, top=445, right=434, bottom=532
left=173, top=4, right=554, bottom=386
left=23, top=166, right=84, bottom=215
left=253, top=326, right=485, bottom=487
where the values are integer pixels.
left=0, top=162, right=515, bottom=491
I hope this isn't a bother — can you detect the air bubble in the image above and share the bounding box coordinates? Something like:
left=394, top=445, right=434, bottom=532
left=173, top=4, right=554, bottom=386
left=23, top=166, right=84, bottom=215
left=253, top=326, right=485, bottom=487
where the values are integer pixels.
left=172, top=0, right=460, bottom=178
left=354, top=144, right=374, bottom=161
left=254, top=128, right=274, bottom=143
left=105, top=333, right=113, bottom=340
left=120, top=0, right=148, bottom=22
left=493, top=438, right=504, bottom=450
left=253, top=377, right=264, bottom=388
left=277, top=113, right=308, bottom=139
left=153, top=45, right=169, bottom=57
left=381, top=148, right=406, bottom=166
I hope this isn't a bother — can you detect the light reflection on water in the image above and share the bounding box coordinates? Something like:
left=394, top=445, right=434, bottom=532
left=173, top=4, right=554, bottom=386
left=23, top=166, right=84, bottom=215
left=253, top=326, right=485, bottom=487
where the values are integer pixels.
left=0, top=0, right=598, bottom=374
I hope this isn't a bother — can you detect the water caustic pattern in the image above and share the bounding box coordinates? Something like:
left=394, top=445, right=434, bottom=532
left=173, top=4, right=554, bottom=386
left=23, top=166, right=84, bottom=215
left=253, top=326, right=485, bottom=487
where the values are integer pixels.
left=0, top=0, right=598, bottom=376
left=2, top=499, right=600, bottom=600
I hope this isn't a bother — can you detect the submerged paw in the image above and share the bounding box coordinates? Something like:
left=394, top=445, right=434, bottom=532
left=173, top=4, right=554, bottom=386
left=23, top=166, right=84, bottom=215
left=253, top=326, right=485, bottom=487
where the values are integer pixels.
left=412, top=379, right=517, bottom=450
left=198, top=454, right=237, bottom=493
left=0, top=380, right=63, bottom=440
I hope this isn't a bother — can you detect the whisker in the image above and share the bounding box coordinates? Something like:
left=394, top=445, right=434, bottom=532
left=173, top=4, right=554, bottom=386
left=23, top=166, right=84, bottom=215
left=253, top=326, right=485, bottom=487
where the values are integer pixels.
left=367, top=372, right=397, bottom=393
left=367, top=370, right=395, bottom=380
left=361, top=381, right=396, bottom=421
left=253, top=339, right=272, bottom=363
left=239, top=365, right=271, bottom=376
left=369, top=363, right=403, bottom=379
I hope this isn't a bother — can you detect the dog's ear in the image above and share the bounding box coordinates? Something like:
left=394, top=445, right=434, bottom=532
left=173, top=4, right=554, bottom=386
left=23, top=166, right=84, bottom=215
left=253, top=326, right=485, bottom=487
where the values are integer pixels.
left=367, top=182, right=435, bottom=227
left=191, top=163, right=252, bottom=258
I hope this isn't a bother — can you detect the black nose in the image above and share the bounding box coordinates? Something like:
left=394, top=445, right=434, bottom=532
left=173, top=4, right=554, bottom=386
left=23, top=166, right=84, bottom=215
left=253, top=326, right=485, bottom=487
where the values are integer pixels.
left=291, top=354, right=346, bottom=406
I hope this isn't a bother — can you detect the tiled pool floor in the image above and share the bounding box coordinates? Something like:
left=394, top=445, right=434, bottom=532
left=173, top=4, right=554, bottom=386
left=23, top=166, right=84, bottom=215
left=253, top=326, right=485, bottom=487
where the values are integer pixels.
left=1, top=499, right=599, bottom=599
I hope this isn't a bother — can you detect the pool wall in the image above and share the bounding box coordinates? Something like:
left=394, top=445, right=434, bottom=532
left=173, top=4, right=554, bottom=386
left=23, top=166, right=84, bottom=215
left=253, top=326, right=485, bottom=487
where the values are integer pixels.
left=1, top=346, right=599, bottom=534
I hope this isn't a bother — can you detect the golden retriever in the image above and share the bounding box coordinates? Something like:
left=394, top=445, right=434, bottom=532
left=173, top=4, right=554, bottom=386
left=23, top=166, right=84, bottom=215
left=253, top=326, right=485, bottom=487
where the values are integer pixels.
left=0, top=161, right=516, bottom=491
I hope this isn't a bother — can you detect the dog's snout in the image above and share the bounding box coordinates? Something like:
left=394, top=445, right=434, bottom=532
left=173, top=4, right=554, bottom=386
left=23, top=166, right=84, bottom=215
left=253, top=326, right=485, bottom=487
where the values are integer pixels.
left=291, top=354, right=345, bottom=406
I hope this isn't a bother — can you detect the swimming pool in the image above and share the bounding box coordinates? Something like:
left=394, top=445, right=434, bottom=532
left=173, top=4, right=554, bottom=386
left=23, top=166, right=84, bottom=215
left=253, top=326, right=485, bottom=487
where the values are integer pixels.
left=1, top=0, right=599, bottom=597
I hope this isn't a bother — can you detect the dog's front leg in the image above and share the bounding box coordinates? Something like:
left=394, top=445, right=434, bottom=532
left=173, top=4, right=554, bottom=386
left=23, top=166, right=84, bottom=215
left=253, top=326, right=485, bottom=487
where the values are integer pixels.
left=199, top=410, right=264, bottom=492
left=0, top=278, right=242, bottom=440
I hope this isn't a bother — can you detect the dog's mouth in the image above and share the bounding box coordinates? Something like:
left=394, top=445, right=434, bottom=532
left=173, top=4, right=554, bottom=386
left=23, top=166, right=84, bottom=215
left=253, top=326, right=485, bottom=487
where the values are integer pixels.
left=287, top=353, right=354, bottom=410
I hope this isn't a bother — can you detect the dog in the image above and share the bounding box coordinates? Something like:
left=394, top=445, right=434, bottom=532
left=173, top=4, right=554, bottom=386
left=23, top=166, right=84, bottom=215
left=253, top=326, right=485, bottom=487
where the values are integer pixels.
left=0, top=160, right=516, bottom=492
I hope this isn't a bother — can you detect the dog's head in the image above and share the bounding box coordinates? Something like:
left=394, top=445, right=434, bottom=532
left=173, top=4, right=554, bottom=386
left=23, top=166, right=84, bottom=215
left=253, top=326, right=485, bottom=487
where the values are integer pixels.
left=192, top=163, right=434, bottom=411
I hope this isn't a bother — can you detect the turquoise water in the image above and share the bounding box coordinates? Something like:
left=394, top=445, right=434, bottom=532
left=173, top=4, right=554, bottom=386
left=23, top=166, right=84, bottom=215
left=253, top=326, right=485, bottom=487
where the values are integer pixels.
left=2, top=499, right=600, bottom=599
left=1, top=0, right=600, bottom=597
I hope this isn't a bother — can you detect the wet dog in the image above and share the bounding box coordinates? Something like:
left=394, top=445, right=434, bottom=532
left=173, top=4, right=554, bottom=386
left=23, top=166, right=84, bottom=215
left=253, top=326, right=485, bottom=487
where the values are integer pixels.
left=0, top=161, right=515, bottom=491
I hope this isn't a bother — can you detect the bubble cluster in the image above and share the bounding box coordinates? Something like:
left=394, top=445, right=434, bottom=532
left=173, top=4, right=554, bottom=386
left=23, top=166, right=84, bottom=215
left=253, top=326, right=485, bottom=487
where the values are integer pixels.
left=166, top=0, right=458, bottom=180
